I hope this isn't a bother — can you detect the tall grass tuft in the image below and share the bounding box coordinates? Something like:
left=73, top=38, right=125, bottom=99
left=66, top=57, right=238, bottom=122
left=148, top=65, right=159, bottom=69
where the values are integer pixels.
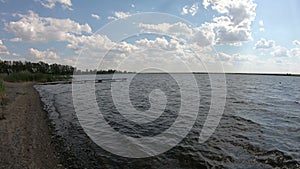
left=0, top=79, right=5, bottom=95
left=0, top=79, right=5, bottom=105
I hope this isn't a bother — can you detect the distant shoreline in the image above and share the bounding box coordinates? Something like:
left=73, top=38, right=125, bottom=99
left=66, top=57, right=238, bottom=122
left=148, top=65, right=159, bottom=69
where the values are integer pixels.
left=78, top=72, right=300, bottom=77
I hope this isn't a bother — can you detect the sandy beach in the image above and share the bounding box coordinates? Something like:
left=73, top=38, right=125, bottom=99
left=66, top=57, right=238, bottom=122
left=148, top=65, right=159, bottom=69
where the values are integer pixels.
left=0, top=82, right=63, bottom=169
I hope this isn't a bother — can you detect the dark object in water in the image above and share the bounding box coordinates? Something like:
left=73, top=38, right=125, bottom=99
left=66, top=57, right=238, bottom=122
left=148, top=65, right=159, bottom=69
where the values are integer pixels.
left=39, top=78, right=127, bottom=85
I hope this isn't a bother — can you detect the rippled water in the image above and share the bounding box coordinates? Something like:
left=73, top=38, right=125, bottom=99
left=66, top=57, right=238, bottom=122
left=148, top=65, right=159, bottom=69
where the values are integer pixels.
left=35, top=74, right=300, bottom=169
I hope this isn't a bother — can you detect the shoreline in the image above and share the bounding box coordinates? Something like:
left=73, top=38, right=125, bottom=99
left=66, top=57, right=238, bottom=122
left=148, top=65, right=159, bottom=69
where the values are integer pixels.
left=0, top=82, right=64, bottom=169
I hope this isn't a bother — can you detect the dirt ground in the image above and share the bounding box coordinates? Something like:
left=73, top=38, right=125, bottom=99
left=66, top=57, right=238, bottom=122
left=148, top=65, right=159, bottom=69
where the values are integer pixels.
left=0, top=82, right=64, bottom=169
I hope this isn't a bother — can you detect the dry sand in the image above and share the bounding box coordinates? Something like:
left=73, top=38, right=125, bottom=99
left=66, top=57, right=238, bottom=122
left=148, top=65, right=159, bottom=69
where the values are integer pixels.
left=0, top=82, right=64, bottom=169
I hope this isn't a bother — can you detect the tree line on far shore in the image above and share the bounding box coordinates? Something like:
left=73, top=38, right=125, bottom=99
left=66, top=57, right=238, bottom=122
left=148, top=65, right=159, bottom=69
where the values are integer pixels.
left=0, top=60, right=75, bottom=75
left=0, top=60, right=132, bottom=75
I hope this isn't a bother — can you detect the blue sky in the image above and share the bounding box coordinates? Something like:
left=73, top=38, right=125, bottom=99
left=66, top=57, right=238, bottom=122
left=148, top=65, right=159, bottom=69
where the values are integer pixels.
left=0, top=0, right=300, bottom=73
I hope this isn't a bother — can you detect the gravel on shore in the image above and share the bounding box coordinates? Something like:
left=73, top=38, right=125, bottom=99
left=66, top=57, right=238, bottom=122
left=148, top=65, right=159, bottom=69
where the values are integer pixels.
left=0, top=82, right=64, bottom=169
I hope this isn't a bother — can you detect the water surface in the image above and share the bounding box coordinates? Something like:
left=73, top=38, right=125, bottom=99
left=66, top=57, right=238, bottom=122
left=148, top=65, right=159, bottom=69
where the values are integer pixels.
left=35, top=74, right=300, bottom=168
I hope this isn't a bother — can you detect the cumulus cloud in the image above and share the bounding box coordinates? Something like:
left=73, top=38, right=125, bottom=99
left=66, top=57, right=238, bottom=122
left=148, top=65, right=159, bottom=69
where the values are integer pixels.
left=66, top=33, right=140, bottom=67
left=293, top=40, right=300, bottom=46
left=0, top=40, right=10, bottom=56
left=189, top=2, right=199, bottom=16
left=213, top=18, right=252, bottom=45
left=5, top=11, right=140, bottom=63
left=139, top=22, right=214, bottom=47
left=29, top=48, right=77, bottom=65
left=192, top=23, right=215, bottom=46
left=202, top=0, right=210, bottom=9
left=203, top=0, right=257, bottom=45
left=38, top=0, right=73, bottom=10
left=181, top=5, right=189, bottom=15
left=289, top=48, right=300, bottom=58
left=181, top=2, right=199, bottom=16
left=66, top=34, right=114, bottom=53
left=259, top=20, right=264, bottom=26
left=259, top=20, right=265, bottom=31
left=218, top=52, right=231, bottom=62
left=218, top=52, right=254, bottom=62
left=29, top=48, right=59, bottom=60
left=107, top=11, right=131, bottom=20
left=91, top=14, right=100, bottom=20
left=141, top=0, right=257, bottom=46
left=139, top=22, right=193, bottom=38
left=254, top=38, right=275, bottom=49
left=271, top=46, right=289, bottom=57
left=135, top=37, right=181, bottom=51
left=231, top=53, right=254, bottom=62
left=269, top=41, right=300, bottom=58
left=5, top=10, right=92, bottom=42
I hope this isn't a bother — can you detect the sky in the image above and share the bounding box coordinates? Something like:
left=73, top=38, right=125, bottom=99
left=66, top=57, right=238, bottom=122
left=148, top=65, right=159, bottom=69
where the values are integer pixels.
left=0, top=0, right=300, bottom=73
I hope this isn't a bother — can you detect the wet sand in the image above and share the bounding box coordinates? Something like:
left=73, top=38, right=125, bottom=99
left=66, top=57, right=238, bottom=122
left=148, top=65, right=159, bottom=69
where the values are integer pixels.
left=0, top=82, right=64, bottom=169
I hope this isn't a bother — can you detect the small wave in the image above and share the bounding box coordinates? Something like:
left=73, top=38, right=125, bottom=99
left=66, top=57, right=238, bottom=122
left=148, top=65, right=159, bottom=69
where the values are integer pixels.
left=256, top=149, right=300, bottom=168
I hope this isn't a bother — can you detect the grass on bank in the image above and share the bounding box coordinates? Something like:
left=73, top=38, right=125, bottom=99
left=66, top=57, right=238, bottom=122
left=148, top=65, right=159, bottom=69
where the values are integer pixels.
left=0, top=79, right=4, bottom=119
left=0, top=79, right=5, bottom=98
left=3, top=72, right=71, bottom=83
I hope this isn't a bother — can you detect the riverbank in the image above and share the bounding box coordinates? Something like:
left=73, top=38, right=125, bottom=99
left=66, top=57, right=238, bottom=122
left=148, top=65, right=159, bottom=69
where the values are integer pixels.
left=0, top=82, right=64, bottom=169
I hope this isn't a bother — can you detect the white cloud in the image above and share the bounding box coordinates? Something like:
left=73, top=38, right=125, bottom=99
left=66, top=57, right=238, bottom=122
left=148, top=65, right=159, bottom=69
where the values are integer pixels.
left=38, top=0, right=73, bottom=10
left=289, top=48, right=300, bottom=58
left=139, top=22, right=214, bottom=47
left=259, top=20, right=265, bottom=31
left=269, top=41, right=300, bottom=58
left=218, top=52, right=255, bottom=62
left=108, top=11, right=131, bottom=20
left=202, top=0, right=210, bottom=9
left=135, top=37, right=181, bottom=51
left=28, top=48, right=77, bottom=65
left=205, top=0, right=257, bottom=26
left=259, top=20, right=264, bottom=26
left=138, top=0, right=258, bottom=47
left=203, top=0, right=257, bottom=45
left=181, top=5, right=189, bottom=15
left=0, top=40, right=10, bottom=56
left=5, top=10, right=92, bottom=42
left=131, top=4, right=135, bottom=8
left=91, top=14, right=100, bottom=20
left=213, top=17, right=253, bottom=45
left=139, top=22, right=193, bottom=39
left=29, top=48, right=59, bottom=60
left=180, top=2, right=199, bottom=16
left=231, top=53, right=254, bottom=62
left=192, top=23, right=215, bottom=46
left=28, top=48, right=60, bottom=63
left=0, top=0, right=5, bottom=3
left=293, top=40, right=300, bottom=46
left=254, top=38, right=275, bottom=49
left=218, top=52, right=231, bottom=62
left=66, top=34, right=115, bottom=53
left=189, top=3, right=199, bottom=16
left=9, top=37, right=22, bottom=42
left=271, top=46, right=289, bottom=57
